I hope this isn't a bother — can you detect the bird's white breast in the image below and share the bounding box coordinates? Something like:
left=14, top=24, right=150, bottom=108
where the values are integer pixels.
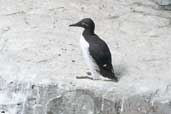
left=80, top=35, right=89, bottom=51
left=80, top=36, right=99, bottom=73
left=80, top=35, right=90, bottom=64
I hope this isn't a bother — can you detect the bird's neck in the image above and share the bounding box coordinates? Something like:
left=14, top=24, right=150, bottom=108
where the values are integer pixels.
left=82, top=29, right=95, bottom=43
left=83, top=29, right=94, bottom=36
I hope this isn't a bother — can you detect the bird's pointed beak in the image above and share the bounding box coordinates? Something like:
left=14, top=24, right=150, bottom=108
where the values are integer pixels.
left=69, top=22, right=81, bottom=27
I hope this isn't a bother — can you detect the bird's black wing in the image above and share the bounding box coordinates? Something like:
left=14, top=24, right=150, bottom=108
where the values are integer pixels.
left=87, top=34, right=117, bottom=81
left=88, top=35, right=112, bottom=67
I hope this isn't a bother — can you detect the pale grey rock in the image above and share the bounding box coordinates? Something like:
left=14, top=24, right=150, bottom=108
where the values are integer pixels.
left=158, top=0, right=171, bottom=5
left=155, top=0, right=171, bottom=10
left=0, top=0, right=171, bottom=114
left=0, top=82, right=171, bottom=114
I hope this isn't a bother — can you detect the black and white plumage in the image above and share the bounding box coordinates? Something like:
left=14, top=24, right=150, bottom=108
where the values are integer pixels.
left=69, top=18, right=118, bottom=81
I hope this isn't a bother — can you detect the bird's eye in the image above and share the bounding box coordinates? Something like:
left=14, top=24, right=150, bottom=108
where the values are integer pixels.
left=82, top=22, right=89, bottom=27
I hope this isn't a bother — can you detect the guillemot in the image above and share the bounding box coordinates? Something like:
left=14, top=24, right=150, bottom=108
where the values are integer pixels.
left=69, top=18, right=118, bottom=82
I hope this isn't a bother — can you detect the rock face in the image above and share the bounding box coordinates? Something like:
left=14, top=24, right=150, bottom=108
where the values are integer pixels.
left=0, top=0, right=171, bottom=114
left=158, top=0, right=171, bottom=5
left=158, top=0, right=171, bottom=10
left=1, top=82, right=171, bottom=114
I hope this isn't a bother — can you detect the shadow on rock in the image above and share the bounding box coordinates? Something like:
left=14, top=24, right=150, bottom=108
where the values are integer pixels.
left=114, top=64, right=127, bottom=80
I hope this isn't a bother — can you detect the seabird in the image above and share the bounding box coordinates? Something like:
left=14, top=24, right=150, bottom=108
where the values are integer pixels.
left=69, top=18, right=118, bottom=81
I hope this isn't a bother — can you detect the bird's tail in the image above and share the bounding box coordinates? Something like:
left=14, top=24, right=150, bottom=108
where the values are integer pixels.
left=99, top=65, right=118, bottom=82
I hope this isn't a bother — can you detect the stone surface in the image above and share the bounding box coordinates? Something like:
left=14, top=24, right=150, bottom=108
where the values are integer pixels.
left=157, top=0, right=171, bottom=10
left=158, top=0, right=171, bottom=5
left=1, top=82, right=171, bottom=114
left=0, top=0, right=171, bottom=114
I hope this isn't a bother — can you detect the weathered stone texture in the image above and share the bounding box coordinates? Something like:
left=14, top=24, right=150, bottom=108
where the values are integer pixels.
left=0, top=0, right=171, bottom=114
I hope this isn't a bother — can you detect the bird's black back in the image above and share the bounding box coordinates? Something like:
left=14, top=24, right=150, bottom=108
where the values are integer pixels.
left=70, top=18, right=118, bottom=81
left=83, top=31, right=118, bottom=81
left=84, top=33, right=112, bottom=66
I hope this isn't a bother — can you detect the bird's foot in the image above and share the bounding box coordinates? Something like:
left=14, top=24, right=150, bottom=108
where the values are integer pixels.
left=100, top=76, right=111, bottom=81
left=92, top=76, right=110, bottom=81
left=92, top=78, right=100, bottom=80
left=98, top=76, right=119, bottom=82
left=92, top=76, right=101, bottom=80
left=76, top=76, right=93, bottom=80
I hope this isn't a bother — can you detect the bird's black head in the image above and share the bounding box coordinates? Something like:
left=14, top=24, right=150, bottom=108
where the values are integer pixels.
left=69, top=18, right=95, bottom=33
